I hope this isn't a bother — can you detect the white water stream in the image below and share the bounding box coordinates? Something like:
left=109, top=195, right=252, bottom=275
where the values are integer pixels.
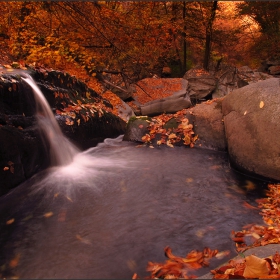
left=22, top=74, right=79, bottom=166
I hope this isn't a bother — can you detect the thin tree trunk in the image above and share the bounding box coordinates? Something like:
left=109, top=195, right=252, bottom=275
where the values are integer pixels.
left=203, top=1, right=218, bottom=71
left=183, top=1, right=187, bottom=74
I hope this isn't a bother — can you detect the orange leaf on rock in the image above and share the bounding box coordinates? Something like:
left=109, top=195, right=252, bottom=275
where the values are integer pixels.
left=243, top=255, right=270, bottom=278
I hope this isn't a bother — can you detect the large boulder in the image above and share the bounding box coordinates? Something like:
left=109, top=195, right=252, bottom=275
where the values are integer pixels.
left=124, top=99, right=227, bottom=151
left=140, top=88, right=192, bottom=116
left=222, top=78, right=280, bottom=181
left=184, top=99, right=226, bottom=151
left=183, top=66, right=217, bottom=101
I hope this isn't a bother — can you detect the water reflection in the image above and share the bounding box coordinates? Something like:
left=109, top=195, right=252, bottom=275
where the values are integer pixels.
left=0, top=138, right=266, bottom=279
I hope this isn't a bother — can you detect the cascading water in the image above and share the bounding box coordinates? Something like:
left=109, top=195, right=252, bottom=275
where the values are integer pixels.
left=0, top=72, right=268, bottom=279
left=21, top=74, right=79, bottom=166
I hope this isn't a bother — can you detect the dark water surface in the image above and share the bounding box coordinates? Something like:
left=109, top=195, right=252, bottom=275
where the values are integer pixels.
left=0, top=138, right=267, bottom=279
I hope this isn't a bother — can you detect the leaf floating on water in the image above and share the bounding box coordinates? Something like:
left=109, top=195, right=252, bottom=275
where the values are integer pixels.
left=132, top=273, right=138, bottom=279
left=210, top=165, right=222, bottom=170
left=215, top=250, right=230, bottom=260
left=58, top=209, right=67, bottom=222
left=76, top=234, right=92, bottom=245
left=9, top=254, right=20, bottom=268
left=245, top=180, right=256, bottom=191
left=259, top=101, right=265, bottom=108
left=44, top=212, right=53, bottom=218
left=186, top=177, right=193, bottom=183
left=6, top=218, right=15, bottom=225
left=66, top=196, right=73, bottom=202
left=243, top=201, right=258, bottom=210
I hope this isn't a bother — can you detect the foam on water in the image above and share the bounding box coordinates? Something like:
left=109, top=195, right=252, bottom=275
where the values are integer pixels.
left=29, top=135, right=133, bottom=198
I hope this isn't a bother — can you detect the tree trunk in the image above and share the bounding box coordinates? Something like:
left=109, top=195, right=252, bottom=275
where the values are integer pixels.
left=203, top=1, right=218, bottom=71
left=183, top=1, right=187, bottom=74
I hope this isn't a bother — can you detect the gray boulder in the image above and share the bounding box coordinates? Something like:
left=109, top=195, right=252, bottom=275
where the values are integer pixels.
left=212, top=66, right=248, bottom=98
left=269, top=65, right=280, bottom=75
left=222, top=78, right=280, bottom=181
left=185, top=100, right=227, bottom=151
left=140, top=79, right=191, bottom=116
left=124, top=99, right=227, bottom=151
left=183, top=66, right=217, bottom=101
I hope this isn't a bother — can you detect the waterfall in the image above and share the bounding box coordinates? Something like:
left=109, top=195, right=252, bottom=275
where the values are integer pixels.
left=21, top=74, right=79, bottom=166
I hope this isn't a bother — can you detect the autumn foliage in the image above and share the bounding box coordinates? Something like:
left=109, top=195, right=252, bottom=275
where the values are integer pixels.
left=0, top=1, right=276, bottom=90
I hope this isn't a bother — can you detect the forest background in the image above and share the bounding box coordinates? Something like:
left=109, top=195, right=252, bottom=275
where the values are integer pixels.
left=0, top=1, right=279, bottom=95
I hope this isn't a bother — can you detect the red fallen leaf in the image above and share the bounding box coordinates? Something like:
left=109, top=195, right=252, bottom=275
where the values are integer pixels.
left=9, top=254, right=20, bottom=268
left=243, top=201, right=259, bottom=210
left=138, top=124, right=144, bottom=129
left=65, top=118, right=74, bottom=126
left=231, top=237, right=245, bottom=243
left=132, top=272, right=138, bottom=279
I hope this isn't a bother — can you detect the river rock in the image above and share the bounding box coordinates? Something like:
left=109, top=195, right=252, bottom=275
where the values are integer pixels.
left=140, top=88, right=192, bottom=116
left=185, top=99, right=226, bottom=151
left=0, top=125, right=49, bottom=196
left=222, top=78, right=280, bottom=181
left=268, top=65, right=280, bottom=75
left=124, top=99, right=227, bottom=151
left=183, top=66, right=217, bottom=101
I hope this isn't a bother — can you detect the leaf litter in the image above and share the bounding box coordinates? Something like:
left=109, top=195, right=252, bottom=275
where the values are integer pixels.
left=133, top=184, right=280, bottom=279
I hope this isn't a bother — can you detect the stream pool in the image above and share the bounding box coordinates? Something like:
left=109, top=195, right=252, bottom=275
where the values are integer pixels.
left=0, top=137, right=267, bottom=278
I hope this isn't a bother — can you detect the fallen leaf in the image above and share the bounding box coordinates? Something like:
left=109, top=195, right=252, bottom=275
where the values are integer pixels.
left=215, top=251, right=230, bottom=260
left=65, top=118, right=74, bottom=126
left=244, top=180, right=255, bottom=191
left=186, top=178, right=193, bottom=183
left=76, top=234, right=92, bottom=244
left=6, top=218, right=15, bottom=225
left=243, top=201, right=258, bottom=210
left=66, top=196, right=73, bottom=202
left=44, top=212, right=54, bottom=218
left=9, top=254, right=20, bottom=268
left=259, top=101, right=264, bottom=108
left=243, top=255, right=270, bottom=278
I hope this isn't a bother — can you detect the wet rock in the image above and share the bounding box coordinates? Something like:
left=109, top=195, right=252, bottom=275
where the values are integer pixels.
left=185, top=100, right=226, bottom=151
left=123, top=116, right=152, bottom=142
left=0, top=66, right=126, bottom=195
left=0, top=125, right=49, bottom=196
left=124, top=99, right=227, bottom=151
left=222, top=78, right=280, bottom=181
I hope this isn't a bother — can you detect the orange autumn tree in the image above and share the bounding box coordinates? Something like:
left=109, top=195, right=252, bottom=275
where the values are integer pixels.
left=0, top=1, right=264, bottom=95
